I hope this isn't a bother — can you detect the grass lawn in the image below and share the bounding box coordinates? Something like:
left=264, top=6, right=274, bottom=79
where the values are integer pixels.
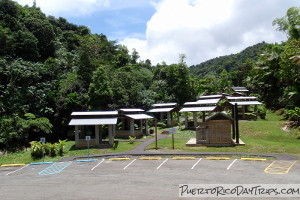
left=0, top=140, right=141, bottom=165
left=147, top=111, right=300, bottom=157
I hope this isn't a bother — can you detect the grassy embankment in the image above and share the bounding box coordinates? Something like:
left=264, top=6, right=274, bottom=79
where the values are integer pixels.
left=147, top=111, right=300, bottom=157
left=0, top=140, right=141, bottom=165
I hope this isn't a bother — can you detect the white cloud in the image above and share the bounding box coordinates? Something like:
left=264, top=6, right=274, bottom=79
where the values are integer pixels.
left=121, top=0, right=298, bottom=66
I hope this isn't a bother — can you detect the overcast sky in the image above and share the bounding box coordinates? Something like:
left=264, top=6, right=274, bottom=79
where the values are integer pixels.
left=15, top=0, right=299, bottom=66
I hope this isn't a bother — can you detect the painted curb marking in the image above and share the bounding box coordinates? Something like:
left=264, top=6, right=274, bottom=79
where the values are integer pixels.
left=206, top=157, right=231, bottom=160
left=241, top=158, right=267, bottom=161
left=172, top=157, right=196, bottom=160
left=108, top=158, right=130, bottom=161
left=30, top=162, right=54, bottom=165
left=1, top=164, right=26, bottom=167
left=139, top=157, right=162, bottom=160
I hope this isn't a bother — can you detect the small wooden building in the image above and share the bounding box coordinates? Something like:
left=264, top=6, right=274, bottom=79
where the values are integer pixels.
left=69, top=111, right=118, bottom=147
left=195, top=112, right=234, bottom=146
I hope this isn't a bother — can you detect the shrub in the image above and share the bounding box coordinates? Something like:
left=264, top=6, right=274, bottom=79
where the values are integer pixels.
left=30, top=140, right=67, bottom=158
left=30, top=141, right=43, bottom=158
left=285, top=107, right=300, bottom=124
left=258, top=105, right=267, bottom=119
left=128, top=136, right=136, bottom=144
left=57, top=139, right=67, bottom=156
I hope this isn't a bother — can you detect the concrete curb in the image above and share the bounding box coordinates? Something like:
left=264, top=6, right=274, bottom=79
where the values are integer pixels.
left=59, top=151, right=298, bottom=162
left=59, top=135, right=298, bottom=162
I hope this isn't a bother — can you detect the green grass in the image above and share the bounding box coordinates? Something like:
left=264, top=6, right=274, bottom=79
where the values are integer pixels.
left=0, top=140, right=141, bottom=165
left=147, top=112, right=300, bottom=157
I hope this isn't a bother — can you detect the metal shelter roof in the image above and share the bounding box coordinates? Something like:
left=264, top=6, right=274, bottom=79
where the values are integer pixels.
left=147, top=108, right=175, bottom=113
left=152, top=103, right=177, bottom=107
left=119, top=108, right=144, bottom=112
left=231, top=87, right=249, bottom=92
left=226, top=96, right=257, bottom=100
left=71, top=111, right=118, bottom=116
left=229, top=101, right=262, bottom=106
left=184, top=99, right=220, bottom=106
left=180, top=106, right=217, bottom=112
left=199, top=94, right=223, bottom=99
left=125, top=114, right=154, bottom=120
left=69, top=118, right=118, bottom=125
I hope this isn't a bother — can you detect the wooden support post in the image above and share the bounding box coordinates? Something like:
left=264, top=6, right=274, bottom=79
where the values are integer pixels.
left=145, top=119, right=148, bottom=135
left=75, top=125, right=79, bottom=147
left=232, top=105, right=236, bottom=139
left=254, top=105, right=258, bottom=119
left=108, top=125, right=113, bottom=146
left=167, top=112, right=171, bottom=127
left=130, top=119, right=134, bottom=136
left=122, top=119, right=125, bottom=130
left=185, top=112, right=188, bottom=128
left=160, top=112, right=163, bottom=122
left=95, top=125, right=100, bottom=145
left=202, top=112, right=206, bottom=122
left=242, top=105, right=245, bottom=119
left=113, top=124, right=116, bottom=137
left=172, top=134, right=174, bottom=149
left=235, top=103, right=239, bottom=144
left=193, top=112, right=198, bottom=128
left=155, top=119, right=158, bottom=150
left=140, top=119, right=143, bottom=135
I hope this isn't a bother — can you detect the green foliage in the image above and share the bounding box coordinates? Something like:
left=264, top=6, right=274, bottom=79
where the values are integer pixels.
left=30, top=139, right=67, bottom=158
left=128, top=136, right=136, bottom=144
left=284, top=107, right=300, bottom=123
left=273, top=7, right=300, bottom=40
left=30, top=141, right=43, bottom=158
left=257, top=105, right=267, bottom=119
left=0, top=113, right=52, bottom=152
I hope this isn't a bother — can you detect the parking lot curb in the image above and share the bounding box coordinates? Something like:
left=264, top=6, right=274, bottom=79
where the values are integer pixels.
left=241, top=158, right=267, bottom=161
left=139, top=157, right=162, bottom=160
left=172, top=157, right=196, bottom=160
left=1, top=164, right=26, bottom=167
left=108, top=158, right=131, bottom=161
left=30, top=162, right=54, bottom=165
left=206, top=157, right=231, bottom=160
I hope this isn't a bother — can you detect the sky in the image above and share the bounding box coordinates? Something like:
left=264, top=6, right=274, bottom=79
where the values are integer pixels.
left=14, top=0, right=299, bottom=66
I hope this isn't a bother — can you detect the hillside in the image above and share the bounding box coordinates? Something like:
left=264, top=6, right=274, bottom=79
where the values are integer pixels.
left=189, top=42, right=267, bottom=77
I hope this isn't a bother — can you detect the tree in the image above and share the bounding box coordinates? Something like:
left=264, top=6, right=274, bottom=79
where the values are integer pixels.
left=88, top=66, right=113, bottom=110
left=273, top=7, right=300, bottom=40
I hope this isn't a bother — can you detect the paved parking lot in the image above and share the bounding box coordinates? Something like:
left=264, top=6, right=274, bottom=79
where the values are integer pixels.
left=0, top=157, right=299, bottom=200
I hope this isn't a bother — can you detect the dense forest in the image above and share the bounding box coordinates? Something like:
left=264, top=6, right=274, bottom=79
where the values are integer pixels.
left=0, top=0, right=299, bottom=152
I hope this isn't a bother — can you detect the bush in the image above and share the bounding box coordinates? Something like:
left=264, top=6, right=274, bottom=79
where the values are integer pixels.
left=284, top=107, right=300, bottom=124
left=30, top=141, right=43, bottom=158
left=30, top=140, right=67, bottom=158
left=258, top=105, right=267, bottom=119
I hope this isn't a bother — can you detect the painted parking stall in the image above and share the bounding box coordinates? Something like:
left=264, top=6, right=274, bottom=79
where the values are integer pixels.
left=39, top=162, right=72, bottom=175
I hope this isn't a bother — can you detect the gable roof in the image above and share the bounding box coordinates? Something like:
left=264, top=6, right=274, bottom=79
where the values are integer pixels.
left=206, top=112, right=234, bottom=122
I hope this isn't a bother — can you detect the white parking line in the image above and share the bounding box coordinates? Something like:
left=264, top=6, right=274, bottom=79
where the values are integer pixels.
left=227, top=159, right=238, bottom=170
left=123, top=159, right=136, bottom=170
left=6, top=164, right=29, bottom=176
left=91, top=159, right=105, bottom=171
left=191, top=158, right=202, bottom=169
left=157, top=158, right=169, bottom=170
